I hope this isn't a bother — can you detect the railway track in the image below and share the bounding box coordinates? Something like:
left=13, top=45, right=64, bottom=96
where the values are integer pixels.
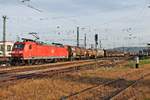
left=0, top=56, right=128, bottom=75
left=0, top=56, right=129, bottom=68
left=0, top=58, right=127, bottom=87
left=0, top=59, right=96, bottom=74
left=61, top=66, right=150, bottom=100
left=110, top=72, right=150, bottom=100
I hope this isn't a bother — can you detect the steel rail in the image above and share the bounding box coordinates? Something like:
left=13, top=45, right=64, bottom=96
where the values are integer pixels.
left=0, top=58, right=126, bottom=87
left=60, top=69, right=150, bottom=100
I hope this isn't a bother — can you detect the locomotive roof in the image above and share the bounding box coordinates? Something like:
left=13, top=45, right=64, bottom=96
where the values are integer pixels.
left=22, top=38, right=36, bottom=42
left=20, top=38, right=65, bottom=47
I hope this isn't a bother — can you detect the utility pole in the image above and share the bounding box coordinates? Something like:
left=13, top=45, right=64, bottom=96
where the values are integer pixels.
left=2, top=16, right=7, bottom=58
left=99, top=40, right=102, bottom=49
left=84, top=34, right=87, bottom=48
left=77, top=27, right=79, bottom=47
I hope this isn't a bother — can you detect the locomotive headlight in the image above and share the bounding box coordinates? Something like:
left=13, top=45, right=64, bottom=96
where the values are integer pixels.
left=11, top=51, right=15, bottom=54
left=0, top=51, right=2, bottom=55
left=19, top=51, right=23, bottom=54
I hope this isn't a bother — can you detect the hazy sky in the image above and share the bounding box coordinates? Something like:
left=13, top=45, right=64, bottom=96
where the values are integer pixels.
left=0, top=0, right=150, bottom=48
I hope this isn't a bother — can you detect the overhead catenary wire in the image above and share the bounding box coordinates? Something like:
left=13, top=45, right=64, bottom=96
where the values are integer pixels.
left=17, top=0, right=42, bottom=13
left=1, top=0, right=150, bottom=48
left=124, top=0, right=149, bottom=47
left=99, top=0, right=149, bottom=48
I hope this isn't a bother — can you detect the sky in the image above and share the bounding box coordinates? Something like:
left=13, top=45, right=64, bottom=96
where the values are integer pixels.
left=0, top=0, right=150, bottom=48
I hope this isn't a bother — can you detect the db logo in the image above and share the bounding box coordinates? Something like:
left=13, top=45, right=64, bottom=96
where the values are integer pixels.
left=51, top=49, right=55, bottom=53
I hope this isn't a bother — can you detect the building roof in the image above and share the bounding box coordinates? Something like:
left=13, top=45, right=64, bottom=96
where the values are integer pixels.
left=0, top=41, right=14, bottom=44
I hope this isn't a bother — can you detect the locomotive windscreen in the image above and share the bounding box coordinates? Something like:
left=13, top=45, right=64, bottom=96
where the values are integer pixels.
left=0, top=45, right=4, bottom=51
left=13, top=44, right=25, bottom=49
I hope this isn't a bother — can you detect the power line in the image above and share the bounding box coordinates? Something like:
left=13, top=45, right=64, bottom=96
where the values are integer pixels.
left=18, top=0, right=42, bottom=13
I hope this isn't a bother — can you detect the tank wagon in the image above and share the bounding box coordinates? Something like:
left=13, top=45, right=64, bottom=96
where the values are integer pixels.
left=97, top=49, right=105, bottom=58
left=67, top=46, right=84, bottom=59
left=87, top=49, right=97, bottom=58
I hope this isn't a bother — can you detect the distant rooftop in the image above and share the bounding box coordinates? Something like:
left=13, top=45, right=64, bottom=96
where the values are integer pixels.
left=0, top=41, right=14, bottom=43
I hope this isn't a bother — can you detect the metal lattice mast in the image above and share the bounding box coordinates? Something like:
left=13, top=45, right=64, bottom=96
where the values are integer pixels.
left=2, top=16, right=7, bottom=58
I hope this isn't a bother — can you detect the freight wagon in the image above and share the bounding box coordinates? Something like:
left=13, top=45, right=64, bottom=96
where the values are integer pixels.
left=104, top=50, right=125, bottom=57
left=65, top=46, right=88, bottom=60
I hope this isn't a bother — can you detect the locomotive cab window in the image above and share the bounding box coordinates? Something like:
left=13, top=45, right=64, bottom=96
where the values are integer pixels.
left=0, top=45, right=4, bottom=51
left=7, top=45, right=11, bottom=51
left=13, top=44, right=25, bottom=49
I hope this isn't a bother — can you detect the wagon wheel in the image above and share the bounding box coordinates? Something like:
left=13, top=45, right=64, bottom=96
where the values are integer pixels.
left=28, top=60, right=33, bottom=65
left=10, top=59, right=16, bottom=66
left=52, top=58, right=58, bottom=63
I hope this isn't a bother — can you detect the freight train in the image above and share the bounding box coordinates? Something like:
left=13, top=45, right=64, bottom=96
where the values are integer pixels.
left=9, top=38, right=126, bottom=66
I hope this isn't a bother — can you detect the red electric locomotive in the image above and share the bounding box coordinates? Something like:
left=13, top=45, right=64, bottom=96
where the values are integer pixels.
left=11, top=39, right=69, bottom=65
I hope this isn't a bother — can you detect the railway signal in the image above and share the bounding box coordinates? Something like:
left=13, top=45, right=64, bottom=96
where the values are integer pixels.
left=95, top=34, right=98, bottom=59
left=95, top=34, right=98, bottom=44
left=95, top=34, right=98, bottom=48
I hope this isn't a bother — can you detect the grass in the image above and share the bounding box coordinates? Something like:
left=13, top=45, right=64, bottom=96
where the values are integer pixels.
left=125, top=60, right=135, bottom=68
left=125, top=58, right=150, bottom=68
left=140, top=59, right=150, bottom=65
left=145, top=98, right=150, bottom=100
left=0, top=78, right=92, bottom=100
left=0, top=64, right=131, bottom=100
left=0, top=60, right=150, bottom=100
